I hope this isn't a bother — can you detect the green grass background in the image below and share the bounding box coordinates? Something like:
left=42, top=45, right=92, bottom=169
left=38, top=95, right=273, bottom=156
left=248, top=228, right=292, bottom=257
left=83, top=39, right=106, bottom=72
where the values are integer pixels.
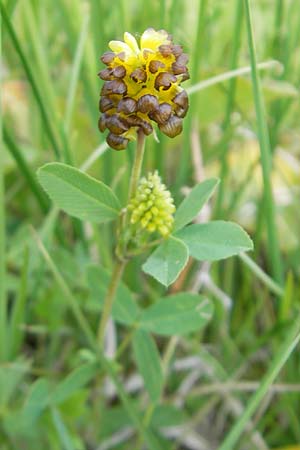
left=1, top=0, right=300, bottom=449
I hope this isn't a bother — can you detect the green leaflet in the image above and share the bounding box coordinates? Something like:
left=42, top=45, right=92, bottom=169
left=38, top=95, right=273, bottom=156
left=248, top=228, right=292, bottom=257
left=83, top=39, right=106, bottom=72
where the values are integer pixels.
left=142, top=235, right=189, bottom=287
left=37, top=162, right=120, bottom=223
left=132, top=330, right=163, bottom=403
left=176, top=221, right=253, bottom=261
left=174, top=178, right=219, bottom=231
left=139, top=293, right=213, bottom=336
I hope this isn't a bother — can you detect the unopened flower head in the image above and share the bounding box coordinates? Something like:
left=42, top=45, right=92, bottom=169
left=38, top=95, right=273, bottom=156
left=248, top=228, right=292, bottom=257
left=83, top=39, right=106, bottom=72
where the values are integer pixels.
left=128, top=171, right=176, bottom=237
left=98, top=28, right=189, bottom=150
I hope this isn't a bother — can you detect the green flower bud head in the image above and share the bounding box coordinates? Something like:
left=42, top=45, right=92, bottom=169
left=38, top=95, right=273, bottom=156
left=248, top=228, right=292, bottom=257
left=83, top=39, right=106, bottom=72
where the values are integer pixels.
left=128, top=171, right=175, bottom=237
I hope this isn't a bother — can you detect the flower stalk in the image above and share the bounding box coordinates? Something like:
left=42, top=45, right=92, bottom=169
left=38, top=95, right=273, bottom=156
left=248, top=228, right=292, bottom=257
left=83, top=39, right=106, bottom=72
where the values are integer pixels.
left=127, top=129, right=146, bottom=202
left=97, top=130, right=146, bottom=348
left=97, top=258, right=126, bottom=347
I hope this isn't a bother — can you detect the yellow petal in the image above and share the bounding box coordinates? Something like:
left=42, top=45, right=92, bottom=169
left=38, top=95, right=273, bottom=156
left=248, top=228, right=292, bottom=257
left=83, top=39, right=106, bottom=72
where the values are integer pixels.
left=108, top=40, right=133, bottom=56
left=140, top=28, right=169, bottom=51
left=124, top=32, right=140, bottom=53
left=123, top=128, right=137, bottom=141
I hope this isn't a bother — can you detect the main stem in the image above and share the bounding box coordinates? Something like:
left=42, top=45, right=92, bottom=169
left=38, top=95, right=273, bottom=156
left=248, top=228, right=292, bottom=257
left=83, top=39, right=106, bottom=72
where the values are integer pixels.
left=97, top=131, right=146, bottom=348
left=97, top=259, right=125, bottom=346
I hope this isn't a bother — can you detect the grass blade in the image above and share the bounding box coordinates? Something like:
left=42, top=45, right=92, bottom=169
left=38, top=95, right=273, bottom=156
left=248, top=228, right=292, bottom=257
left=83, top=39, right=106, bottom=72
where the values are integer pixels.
left=9, top=247, right=29, bottom=358
left=218, top=314, right=300, bottom=450
left=6, top=0, right=19, bottom=15
left=0, top=1, right=61, bottom=159
left=30, top=226, right=96, bottom=348
left=244, top=0, right=283, bottom=285
left=239, top=252, right=284, bottom=297
left=186, top=60, right=281, bottom=95
left=22, top=4, right=58, bottom=126
left=215, top=0, right=244, bottom=215
left=177, top=0, right=208, bottom=187
left=0, top=11, right=7, bottom=361
left=58, top=0, right=98, bottom=121
left=3, top=126, right=49, bottom=212
left=79, top=141, right=109, bottom=172
left=21, top=4, right=72, bottom=165
left=64, top=10, right=90, bottom=133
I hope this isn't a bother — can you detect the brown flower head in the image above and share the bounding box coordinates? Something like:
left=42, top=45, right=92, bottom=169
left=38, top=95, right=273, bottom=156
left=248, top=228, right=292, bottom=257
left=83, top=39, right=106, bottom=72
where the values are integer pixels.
left=98, top=28, right=189, bottom=150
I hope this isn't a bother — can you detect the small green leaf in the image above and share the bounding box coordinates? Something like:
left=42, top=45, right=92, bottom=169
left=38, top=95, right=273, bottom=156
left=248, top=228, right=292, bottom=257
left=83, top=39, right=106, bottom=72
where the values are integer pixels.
left=132, top=330, right=163, bottom=403
left=98, top=404, right=137, bottom=438
left=142, top=236, right=189, bottom=287
left=23, top=378, right=49, bottom=412
left=18, top=378, right=50, bottom=431
left=86, top=265, right=140, bottom=325
left=139, top=293, right=213, bottom=336
left=174, top=178, right=219, bottom=231
left=176, top=221, right=253, bottom=261
left=50, top=362, right=99, bottom=406
left=37, top=162, right=120, bottom=223
left=51, top=407, right=76, bottom=450
left=151, top=405, right=187, bottom=428
left=0, top=360, right=29, bottom=407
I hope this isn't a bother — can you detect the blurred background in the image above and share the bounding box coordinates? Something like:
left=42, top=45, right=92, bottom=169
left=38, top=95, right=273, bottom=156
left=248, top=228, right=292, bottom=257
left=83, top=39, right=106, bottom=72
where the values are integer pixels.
left=1, top=0, right=300, bottom=449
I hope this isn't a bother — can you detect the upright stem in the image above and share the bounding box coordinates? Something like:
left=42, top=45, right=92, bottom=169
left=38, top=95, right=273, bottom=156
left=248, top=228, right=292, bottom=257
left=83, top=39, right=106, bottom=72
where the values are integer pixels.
left=97, top=259, right=125, bottom=347
left=127, top=130, right=146, bottom=202
left=0, top=13, right=7, bottom=361
left=97, top=131, right=146, bottom=349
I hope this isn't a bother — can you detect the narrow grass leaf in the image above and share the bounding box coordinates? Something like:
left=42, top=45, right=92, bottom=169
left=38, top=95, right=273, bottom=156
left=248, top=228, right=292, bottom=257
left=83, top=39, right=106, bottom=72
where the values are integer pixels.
left=3, top=126, right=49, bottom=212
left=244, top=0, right=283, bottom=284
left=31, top=227, right=96, bottom=349
left=9, top=247, right=29, bottom=357
left=139, top=293, right=213, bottom=336
left=215, top=0, right=244, bottom=216
left=142, top=236, right=189, bottom=287
left=0, top=11, right=7, bottom=361
left=37, top=163, right=121, bottom=223
left=132, top=330, right=163, bottom=403
left=0, top=1, right=61, bottom=158
left=176, top=221, right=253, bottom=261
left=87, top=265, right=140, bottom=325
left=239, top=252, right=283, bottom=297
left=187, top=60, right=282, bottom=95
left=174, top=178, right=219, bottom=231
left=218, top=319, right=300, bottom=450
left=64, top=10, right=90, bottom=133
